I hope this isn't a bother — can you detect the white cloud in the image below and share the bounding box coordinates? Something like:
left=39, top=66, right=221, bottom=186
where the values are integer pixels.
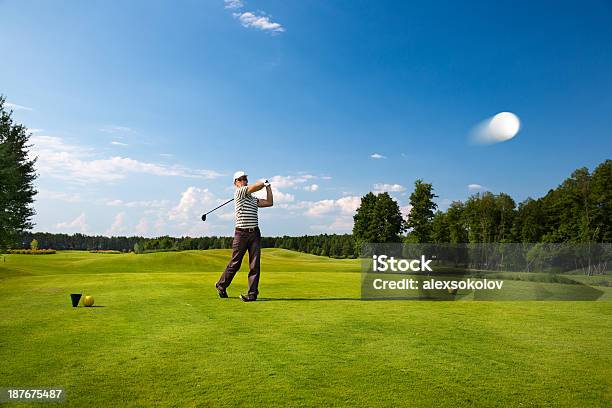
left=30, top=135, right=222, bottom=183
left=289, top=195, right=360, bottom=233
left=468, top=184, right=486, bottom=191
left=373, top=183, right=406, bottom=193
left=304, top=184, right=319, bottom=192
left=76, top=156, right=217, bottom=181
left=233, top=11, right=285, bottom=33
left=99, top=125, right=135, bottom=134
left=28, top=128, right=44, bottom=133
left=106, top=199, right=169, bottom=208
left=56, top=213, right=88, bottom=233
left=128, top=200, right=169, bottom=208
left=305, top=196, right=360, bottom=217
left=5, top=102, right=33, bottom=111
left=275, top=201, right=308, bottom=210
left=38, top=188, right=82, bottom=203
left=159, top=153, right=174, bottom=158
left=164, top=187, right=234, bottom=236
left=269, top=174, right=316, bottom=189
left=107, top=199, right=124, bottom=206
left=371, top=153, right=386, bottom=159
left=32, top=135, right=92, bottom=155
left=224, top=0, right=243, bottom=9
left=336, top=196, right=361, bottom=215
left=111, top=141, right=128, bottom=146
left=182, top=223, right=215, bottom=238
left=304, top=196, right=360, bottom=232
left=154, top=217, right=166, bottom=234
left=135, top=217, right=149, bottom=236
left=310, top=218, right=354, bottom=233
left=306, top=200, right=335, bottom=217
left=400, top=204, right=413, bottom=219
left=225, top=0, right=285, bottom=33
left=169, top=187, right=217, bottom=223
left=106, top=212, right=126, bottom=236
left=217, top=212, right=235, bottom=221
left=273, top=190, right=295, bottom=202
left=253, top=187, right=295, bottom=203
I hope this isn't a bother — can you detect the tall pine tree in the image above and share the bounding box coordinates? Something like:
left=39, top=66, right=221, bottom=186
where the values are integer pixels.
left=406, top=179, right=437, bottom=243
left=0, top=96, right=38, bottom=251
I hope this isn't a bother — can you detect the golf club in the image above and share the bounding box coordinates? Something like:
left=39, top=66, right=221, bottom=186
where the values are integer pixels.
left=201, top=198, right=234, bottom=222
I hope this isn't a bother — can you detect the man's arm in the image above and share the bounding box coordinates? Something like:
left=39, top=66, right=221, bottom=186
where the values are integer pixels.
left=258, top=184, right=274, bottom=208
left=247, top=181, right=265, bottom=195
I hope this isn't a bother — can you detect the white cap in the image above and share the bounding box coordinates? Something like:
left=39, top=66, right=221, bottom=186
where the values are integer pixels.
left=233, top=170, right=247, bottom=181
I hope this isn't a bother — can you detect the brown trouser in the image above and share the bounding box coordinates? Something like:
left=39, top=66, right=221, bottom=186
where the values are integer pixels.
left=216, top=227, right=261, bottom=296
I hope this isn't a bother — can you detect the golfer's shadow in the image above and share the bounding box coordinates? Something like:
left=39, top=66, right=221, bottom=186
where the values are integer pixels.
left=258, top=297, right=359, bottom=302
left=257, top=297, right=428, bottom=301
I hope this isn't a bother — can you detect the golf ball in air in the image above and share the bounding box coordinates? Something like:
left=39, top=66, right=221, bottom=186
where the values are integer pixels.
left=488, top=112, right=520, bottom=141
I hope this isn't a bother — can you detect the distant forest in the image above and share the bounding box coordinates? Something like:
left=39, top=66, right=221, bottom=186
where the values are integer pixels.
left=17, top=232, right=358, bottom=258
left=16, top=159, right=611, bottom=258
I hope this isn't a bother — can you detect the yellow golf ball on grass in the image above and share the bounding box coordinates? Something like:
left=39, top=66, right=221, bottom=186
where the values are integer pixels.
left=82, top=295, right=95, bottom=307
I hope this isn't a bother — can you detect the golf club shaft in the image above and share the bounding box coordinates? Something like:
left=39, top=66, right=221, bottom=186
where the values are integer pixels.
left=204, top=198, right=234, bottom=215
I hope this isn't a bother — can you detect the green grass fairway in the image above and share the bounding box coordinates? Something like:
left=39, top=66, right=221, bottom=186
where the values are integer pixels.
left=1, top=249, right=611, bottom=407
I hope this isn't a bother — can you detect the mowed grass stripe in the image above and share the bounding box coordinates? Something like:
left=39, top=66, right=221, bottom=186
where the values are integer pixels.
left=0, top=249, right=360, bottom=276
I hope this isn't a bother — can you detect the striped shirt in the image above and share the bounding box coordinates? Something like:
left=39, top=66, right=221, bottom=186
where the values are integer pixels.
left=234, top=186, right=259, bottom=228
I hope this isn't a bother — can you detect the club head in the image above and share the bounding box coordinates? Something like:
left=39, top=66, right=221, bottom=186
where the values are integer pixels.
left=201, top=214, right=207, bottom=222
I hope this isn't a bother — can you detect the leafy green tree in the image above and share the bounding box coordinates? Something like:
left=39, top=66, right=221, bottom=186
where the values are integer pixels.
left=565, top=167, right=595, bottom=242
left=431, top=211, right=450, bottom=243
left=406, top=179, right=438, bottom=243
left=30, top=239, right=38, bottom=250
left=159, top=236, right=174, bottom=250
left=0, top=96, right=38, bottom=251
left=353, top=192, right=378, bottom=245
left=463, top=192, right=516, bottom=243
left=537, top=167, right=596, bottom=243
left=464, top=192, right=496, bottom=243
left=590, top=160, right=612, bottom=242
left=353, top=192, right=405, bottom=246
left=446, top=201, right=467, bottom=243
left=512, top=198, right=546, bottom=242
left=495, top=193, right=516, bottom=242
left=373, top=192, right=405, bottom=242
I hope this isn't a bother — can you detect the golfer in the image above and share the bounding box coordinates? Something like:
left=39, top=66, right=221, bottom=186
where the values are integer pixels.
left=215, top=171, right=273, bottom=302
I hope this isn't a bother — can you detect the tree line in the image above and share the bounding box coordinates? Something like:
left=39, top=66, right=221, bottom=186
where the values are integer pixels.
left=353, top=159, right=611, bottom=245
left=17, top=232, right=359, bottom=258
left=429, top=161, right=611, bottom=244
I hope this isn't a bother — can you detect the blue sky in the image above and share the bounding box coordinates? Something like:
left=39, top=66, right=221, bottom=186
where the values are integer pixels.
left=2, top=0, right=611, bottom=237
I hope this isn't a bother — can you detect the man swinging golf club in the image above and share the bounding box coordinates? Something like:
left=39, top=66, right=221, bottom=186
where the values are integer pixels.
left=215, top=171, right=273, bottom=302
